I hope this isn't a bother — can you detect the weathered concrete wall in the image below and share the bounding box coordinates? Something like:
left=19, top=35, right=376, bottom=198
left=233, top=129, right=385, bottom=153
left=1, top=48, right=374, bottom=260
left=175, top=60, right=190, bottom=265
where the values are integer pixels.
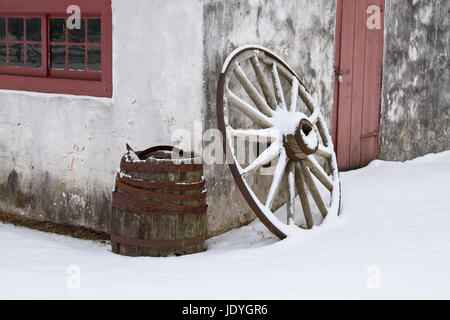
left=379, top=0, right=450, bottom=161
left=202, top=0, right=337, bottom=236
left=0, top=0, right=204, bottom=232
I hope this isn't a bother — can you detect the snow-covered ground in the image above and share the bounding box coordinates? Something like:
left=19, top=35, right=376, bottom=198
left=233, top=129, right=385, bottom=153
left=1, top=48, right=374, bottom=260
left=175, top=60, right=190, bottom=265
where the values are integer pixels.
left=1, top=151, right=449, bottom=299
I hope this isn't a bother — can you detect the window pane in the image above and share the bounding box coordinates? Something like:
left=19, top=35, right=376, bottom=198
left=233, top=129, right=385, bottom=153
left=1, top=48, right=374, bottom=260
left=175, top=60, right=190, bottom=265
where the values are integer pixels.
left=0, top=18, right=6, bottom=41
left=68, top=45, right=85, bottom=70
left=68, top=19, right=85, bottom=43
left=50, top=45, right=66, bottom=69
left=87, top=47, right=101, bottom=71
left=0, top=43, right=6, bottom=65
left=87, top=19, right=101, bottom=43
left=50, top=19, right=66, bottom=43
left=26, top=18, right=41, bottom=42
left=8, top=43, right=24, bottom=66
left=8, top=18, right=24, bottom=41
left=26, top=44, right=42, bottom=68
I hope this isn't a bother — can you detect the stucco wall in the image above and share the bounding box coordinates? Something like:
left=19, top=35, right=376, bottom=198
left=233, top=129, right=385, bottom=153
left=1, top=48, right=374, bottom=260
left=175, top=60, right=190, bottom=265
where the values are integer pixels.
left=202, top=0, right=337, bottom=236
left=379, top=0, right=450, bottom=161
left=0, top=0, right=204, bottom=231
left=0, top=0, right=336, bottom=236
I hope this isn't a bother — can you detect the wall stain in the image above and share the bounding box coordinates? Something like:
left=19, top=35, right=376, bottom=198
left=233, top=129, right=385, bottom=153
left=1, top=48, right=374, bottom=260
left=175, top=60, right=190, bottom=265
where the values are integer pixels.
left=379, top=0, right=449, bottom=160
left=0, top=170, right=111, bottom=233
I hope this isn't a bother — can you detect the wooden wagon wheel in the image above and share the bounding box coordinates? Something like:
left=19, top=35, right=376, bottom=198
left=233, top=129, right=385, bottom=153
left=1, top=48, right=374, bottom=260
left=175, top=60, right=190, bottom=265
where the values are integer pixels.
left=216, top=45, right=341, bottom=239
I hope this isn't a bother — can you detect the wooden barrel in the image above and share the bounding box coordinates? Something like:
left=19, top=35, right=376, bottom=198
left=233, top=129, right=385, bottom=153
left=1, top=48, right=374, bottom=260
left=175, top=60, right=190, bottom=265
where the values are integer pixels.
left=111, top=145, right=207, bottom=257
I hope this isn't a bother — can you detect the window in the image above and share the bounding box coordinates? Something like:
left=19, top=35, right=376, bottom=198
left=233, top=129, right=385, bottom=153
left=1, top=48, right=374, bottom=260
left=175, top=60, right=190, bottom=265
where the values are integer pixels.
left=48, top=16, right=102, bottom=78
left=0, top=0, right=112, bottom=97
left=0, top=16, right=45, bottom=75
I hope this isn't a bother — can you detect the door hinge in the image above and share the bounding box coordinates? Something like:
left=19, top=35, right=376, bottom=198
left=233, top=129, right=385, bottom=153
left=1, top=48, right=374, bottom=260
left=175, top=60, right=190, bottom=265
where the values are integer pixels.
left=360, top=131, right=378, bottom=139
left=334, top=68, right=350, bottom=76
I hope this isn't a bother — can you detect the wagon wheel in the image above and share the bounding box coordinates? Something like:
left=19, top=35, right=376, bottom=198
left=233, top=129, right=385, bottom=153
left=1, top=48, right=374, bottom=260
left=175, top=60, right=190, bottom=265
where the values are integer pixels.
left=216, top=45, right=341, bottom=239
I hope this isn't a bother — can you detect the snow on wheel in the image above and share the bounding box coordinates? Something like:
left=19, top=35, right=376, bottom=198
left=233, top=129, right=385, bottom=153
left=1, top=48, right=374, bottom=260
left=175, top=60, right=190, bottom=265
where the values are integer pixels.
left=216, top=45, right=341, bottom=239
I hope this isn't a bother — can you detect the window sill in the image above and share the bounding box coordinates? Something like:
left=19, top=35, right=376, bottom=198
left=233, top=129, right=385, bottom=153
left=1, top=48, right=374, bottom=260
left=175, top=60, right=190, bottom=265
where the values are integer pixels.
left=0, top=73, right=112, bottom=97
left=0, top=86, right=113, bottom=103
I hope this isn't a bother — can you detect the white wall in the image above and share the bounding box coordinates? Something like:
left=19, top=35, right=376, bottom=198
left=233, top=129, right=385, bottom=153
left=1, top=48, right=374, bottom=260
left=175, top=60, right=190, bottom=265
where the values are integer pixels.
left=0, top=0, right=204, bottom=230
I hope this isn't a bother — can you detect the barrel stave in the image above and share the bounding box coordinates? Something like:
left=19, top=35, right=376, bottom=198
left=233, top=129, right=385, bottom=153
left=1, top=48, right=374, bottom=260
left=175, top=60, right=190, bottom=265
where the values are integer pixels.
left=111, top=149, right=206, bottom=257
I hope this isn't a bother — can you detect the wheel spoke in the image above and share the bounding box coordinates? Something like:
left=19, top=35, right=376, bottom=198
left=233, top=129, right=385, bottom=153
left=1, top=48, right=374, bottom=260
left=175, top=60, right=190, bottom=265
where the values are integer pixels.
left=233, top=64, right=273, bottom=117
left=300, top=162, right=328, bottom=217
left=289, top=78, right=299, bottom=112
left=303, top=156, right=333, bottom=191
left=227, top=88, right=272, bottom=128
left=271, top=64, right=287, bottom=110
left=298, top=83, right=315, bottom=114
left=286, top=161, right=295, bottom=225
left=229, top=127, right=279, bottom=141
left=315, top=117, right=330, bottom=148
left=250, top=56, right=277, bottom=110
left=265, top=149, right=288, bottom=209
left=242, top=140, right=281, bottom=176
left=295, top=162, right=314, bottom=229
left=308, top=110, right=319, bottom=124
left=315, top=144, right=332, bottom=159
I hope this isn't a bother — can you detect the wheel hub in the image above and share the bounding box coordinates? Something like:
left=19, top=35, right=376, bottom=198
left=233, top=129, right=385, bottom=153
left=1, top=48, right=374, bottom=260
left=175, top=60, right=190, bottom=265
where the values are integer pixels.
left=284, top=118, right=319, bottom=160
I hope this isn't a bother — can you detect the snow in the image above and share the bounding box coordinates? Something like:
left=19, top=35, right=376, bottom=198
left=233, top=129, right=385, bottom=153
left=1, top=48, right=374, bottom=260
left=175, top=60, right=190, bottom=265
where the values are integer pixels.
left=301, top=128, right=318, bottom=149
left=118, top=171, right=133, bottom=179
left=1, top=151, right=450, bottom=299
left=127, top=150, right=140, bottom=161
left=269, top=109, right=306, bottom=135
left=289, top=77, right=299, bottom=112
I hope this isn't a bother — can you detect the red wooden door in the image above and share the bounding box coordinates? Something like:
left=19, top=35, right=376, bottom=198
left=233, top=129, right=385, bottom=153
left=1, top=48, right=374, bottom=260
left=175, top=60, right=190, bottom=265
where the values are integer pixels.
left=332, top=0, right=385, bottom=171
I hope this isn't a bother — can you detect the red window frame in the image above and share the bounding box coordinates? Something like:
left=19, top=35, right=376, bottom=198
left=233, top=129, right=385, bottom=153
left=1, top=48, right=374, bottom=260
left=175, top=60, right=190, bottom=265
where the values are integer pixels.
left=0, top=0, right=112, bottom=97
left=47, top=14, right=102, bottom=81
left=0, top=14, right=47, bottom=77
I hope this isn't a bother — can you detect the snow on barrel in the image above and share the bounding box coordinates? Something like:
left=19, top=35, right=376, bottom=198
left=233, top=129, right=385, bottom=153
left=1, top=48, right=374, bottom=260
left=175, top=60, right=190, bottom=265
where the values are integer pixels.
left=111, top=145, right=207, bottom=257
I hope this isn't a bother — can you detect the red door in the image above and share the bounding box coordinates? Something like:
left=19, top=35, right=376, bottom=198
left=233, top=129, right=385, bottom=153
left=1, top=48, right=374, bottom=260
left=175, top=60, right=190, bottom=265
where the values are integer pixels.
left=332, top=0, right=385, bottom=171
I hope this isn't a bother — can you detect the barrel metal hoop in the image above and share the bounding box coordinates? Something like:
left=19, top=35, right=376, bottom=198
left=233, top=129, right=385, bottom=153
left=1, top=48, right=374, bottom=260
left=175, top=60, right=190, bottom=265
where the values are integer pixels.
left=120, top=158, right=203, bottom=173
left=116, top=174, right=206, bottom=191
left=115, top=179, right=207, bottom=201
left=110, top=233, right=204, bottom=249
left=112, top=192, right=207, bottom=215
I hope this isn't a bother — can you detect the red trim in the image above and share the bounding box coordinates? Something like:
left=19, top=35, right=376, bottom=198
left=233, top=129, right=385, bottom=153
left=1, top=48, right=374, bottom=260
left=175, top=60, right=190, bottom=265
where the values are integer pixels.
left=0, top=0, right=112, bottom=97
left=333, top=0, right=384, bottom=170
left=0, top=0, right=109, bottom=14
left=0, top=14, right=46, bottom=76
left=47, top=14, right=101, bottom=74
left=49, top=69, right=101, bottom=80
